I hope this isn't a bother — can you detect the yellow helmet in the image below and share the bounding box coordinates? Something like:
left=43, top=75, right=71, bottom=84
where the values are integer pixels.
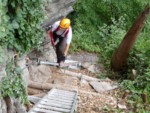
left=59, top=18, right=71, bottom=29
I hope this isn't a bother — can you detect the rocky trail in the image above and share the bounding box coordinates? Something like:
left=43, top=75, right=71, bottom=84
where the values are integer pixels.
left=27, top=49, right=120, bottom=113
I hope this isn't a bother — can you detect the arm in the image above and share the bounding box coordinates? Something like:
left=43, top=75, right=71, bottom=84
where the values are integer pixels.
left=64, top=44, right=70, bottom=56
left=64, top=27, right=72, bottom=56
left=47, top=21, right=60, bottom=47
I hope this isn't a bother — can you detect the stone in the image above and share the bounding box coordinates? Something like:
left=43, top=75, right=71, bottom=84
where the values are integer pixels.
left=29, top=65, right=52, bottom=83
left=90, top=81, right=118, bottom=92
left=0, top=97, right=7, bottom=113
left=17, top=55, right=30, bottom=85
left=42, top=0, right=76, bottom=28
left=0, top=48, right=7, bottom=77
left=28, top=96, right=41, bottom=104
left=81, top=62, right=92, bottom=69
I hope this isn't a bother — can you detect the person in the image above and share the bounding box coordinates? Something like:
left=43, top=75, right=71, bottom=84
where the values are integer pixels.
left=47, top=18, right=72, bottom=66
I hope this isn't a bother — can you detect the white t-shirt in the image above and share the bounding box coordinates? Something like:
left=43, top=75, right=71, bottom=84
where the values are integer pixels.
left=51, top=21, right=72, bottom=44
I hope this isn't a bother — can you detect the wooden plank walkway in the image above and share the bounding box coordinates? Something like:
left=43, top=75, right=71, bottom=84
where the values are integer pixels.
left=28, top=88, right=78, bottom=113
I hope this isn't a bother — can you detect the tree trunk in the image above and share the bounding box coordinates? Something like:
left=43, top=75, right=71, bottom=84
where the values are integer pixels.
left=4, top=96, right=14, bottom=113
left=28, top=81, right=77, bottom=92
left=28, top=81, right=53, bottom=90
left=30, top=93, right=46, bottom=98
left=28, top=87, right=46, bottom=95
left=111, top=5, right=150, bottom=71
left=59, top=69, right=110, bottom=82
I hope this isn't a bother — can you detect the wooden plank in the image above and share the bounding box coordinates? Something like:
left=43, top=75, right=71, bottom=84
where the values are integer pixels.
left=28, top=88, right=78, bottom=113
left=40, top=101, right=72, bottom=109
left=50, top=91, right=75, bottom=96
left=33, top=107, right=62, bottom=113
left=59, top=69, right=101, bottom=82
left=55, top=89, right=76, bottom=94
left=41, top=99, right=73, bottom=105
left=44, top=97, right=73, bottom=103
left=49, top=90, right=75, bottom=96
left=51, top=89, right=76, bottom=95
left=70, top=93, right=78, bottom=113
left=47, top=95, right=75, bottom=101
left=37, top=104, right=71, bottom=112
left=48, top=93, right=75, bottom=99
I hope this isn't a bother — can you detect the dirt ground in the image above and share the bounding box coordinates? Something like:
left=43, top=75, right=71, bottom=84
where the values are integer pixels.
left=49, top=66, right=118, bottom=113
left=28, top=52, right=119, bottom=113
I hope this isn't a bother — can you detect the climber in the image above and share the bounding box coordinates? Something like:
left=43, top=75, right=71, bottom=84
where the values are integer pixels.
left=47, top=18, right=73, bottom=67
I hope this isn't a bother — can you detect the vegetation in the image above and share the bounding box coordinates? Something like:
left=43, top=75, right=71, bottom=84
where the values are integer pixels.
left=0, top=0, right=45, bottom=53
left=0, top=0, right=46, bottom=104
left=0, top=60, right=29, bottom=104
left=70, top=0, right=150, bottom=112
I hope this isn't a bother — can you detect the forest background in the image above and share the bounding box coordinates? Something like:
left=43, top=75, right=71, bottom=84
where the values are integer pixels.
left=0, top=0, right=150, bottom=112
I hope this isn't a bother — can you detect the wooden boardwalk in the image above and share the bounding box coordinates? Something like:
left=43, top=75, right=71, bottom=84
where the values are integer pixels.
left=28, top=88, right=78, bottom=113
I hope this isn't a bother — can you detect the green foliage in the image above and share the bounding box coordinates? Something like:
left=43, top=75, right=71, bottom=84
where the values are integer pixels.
left=71, top=0, right=150, bottom=111
left=0, top=0, right=12, bottom=46
left=70, top=0, right=150, bottom=53
left=120, top=33, right=150, bottom=111
left=121, top=68, right=150, bottom=94
left=0, top=61, right=29, bottom=104
left=97, top=17, right=126, bottom=65
left=0, top=0, right=46, bottom=104
left=0, top=0, right=46, bottom=53
left=120, top=69, right=150, bottom=112
left=0, top=47, right=5, bottom=63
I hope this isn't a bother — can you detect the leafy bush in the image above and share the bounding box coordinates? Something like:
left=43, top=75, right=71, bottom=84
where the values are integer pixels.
left=70, top=0, right=149, bottom=53
left=0, top=0, right=46, bottom=104
left=0, top=61, right=29, bottom=104
left=0, top=0, right=46, bottom=53
left=97, top=17, right=126, bottom=65
left=0, top=0, right=12, bottom=46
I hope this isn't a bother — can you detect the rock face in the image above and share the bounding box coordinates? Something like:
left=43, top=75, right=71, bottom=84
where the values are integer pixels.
left=0, top=48, right=8, bottom=113
left=0, top=0, right=76, bottom=111
left=0, top=48, right=7, bottom=78
left=42, top=0, right=75, bottom=28
left=0, top=49, right=13, bottom=112
left=29, top=65, right=52, bottom=83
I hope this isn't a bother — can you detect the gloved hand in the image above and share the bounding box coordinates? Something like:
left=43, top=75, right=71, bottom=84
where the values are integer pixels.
left=45, top=25, right=52, bottom=31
